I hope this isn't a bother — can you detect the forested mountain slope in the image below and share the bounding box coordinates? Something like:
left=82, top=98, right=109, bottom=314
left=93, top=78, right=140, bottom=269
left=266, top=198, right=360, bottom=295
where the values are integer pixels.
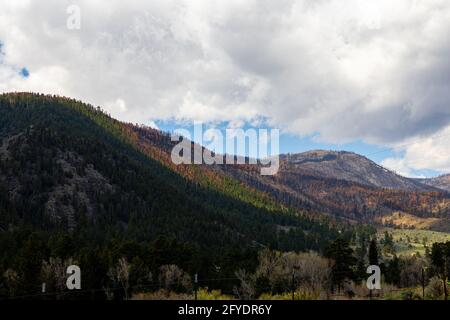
left=124, top=123, right=450, bottom=229
left=0, top=92, right=348, bottom=297
left=220, top=155, right=450, bottom=230
left=0, top=92, right=449, bottom=299
left=417, top=174, right=450, bottom=192
left=0, top=93, right=343, bottom=249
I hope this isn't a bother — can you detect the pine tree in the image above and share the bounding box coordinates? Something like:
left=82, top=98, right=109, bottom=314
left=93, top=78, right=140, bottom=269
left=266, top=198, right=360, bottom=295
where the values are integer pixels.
left=325, top=239, right=356, bottom=292
left=385, top=255, right=401, bottom=286
left=368, top=239, right=379, bottom=266
left=431, top=242, right=449, bottom=300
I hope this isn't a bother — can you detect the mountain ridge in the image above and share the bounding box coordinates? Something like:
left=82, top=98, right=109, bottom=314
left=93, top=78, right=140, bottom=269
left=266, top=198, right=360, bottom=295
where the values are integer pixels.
left=280, top=150, right=437, bottom=192
left=416, top=174, right=450, bottom=192
left=0, top=92, right=339, bottom=252
left=1, top=92, right=449, bottom=234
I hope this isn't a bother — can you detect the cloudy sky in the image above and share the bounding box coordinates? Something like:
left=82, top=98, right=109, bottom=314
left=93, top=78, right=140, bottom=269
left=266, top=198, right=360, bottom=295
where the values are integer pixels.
left=1, top=0, right=449, bottom=177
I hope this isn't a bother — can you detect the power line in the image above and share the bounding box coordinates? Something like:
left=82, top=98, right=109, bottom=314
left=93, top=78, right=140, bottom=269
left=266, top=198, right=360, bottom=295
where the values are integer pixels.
left=0, top=276, right=243, bottom=300
left=366, top=130, right=450, bottom=158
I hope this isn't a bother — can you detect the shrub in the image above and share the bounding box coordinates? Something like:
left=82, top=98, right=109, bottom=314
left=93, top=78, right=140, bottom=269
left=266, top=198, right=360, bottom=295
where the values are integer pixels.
left=425, top=276, right=444, bottom=299
left=197, top=288, right=233, bottom=300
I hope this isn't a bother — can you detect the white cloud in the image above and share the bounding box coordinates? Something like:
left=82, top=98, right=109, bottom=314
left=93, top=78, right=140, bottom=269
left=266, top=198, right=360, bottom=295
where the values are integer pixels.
left=147, top=120, right=159, bottom=130
left=106, top=98, right=128, bottom=118
left=381, top=125, right=450, bottom=176
left=0, top=0, right=449, bottom=172
left=381, top=157, right=422, bottom=178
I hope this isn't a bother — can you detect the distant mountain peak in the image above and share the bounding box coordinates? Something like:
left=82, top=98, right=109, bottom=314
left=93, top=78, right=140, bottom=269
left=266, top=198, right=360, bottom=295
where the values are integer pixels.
left=281, top=149, right=434, bottom=191
left=418, top=174, right=450, bottom=192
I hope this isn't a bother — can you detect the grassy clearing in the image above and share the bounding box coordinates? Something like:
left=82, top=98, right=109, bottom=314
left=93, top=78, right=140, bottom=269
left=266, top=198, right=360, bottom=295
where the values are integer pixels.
left=377, top=227, right=450, bottom=256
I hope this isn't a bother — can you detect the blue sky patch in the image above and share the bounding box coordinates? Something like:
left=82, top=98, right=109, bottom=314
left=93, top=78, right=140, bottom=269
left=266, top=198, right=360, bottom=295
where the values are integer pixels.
left=153, top=119, right=442, bottom=178
left=20, top=67, right=30, bottom=78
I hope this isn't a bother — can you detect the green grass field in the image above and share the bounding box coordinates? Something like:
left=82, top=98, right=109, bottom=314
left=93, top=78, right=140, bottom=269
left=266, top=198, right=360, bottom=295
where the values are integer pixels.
left=377, top=228, right=450, bottom=257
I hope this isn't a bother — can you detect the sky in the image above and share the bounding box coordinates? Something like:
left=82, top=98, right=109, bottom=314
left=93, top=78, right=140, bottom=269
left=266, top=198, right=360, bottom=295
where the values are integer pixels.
left=0, top=0, right=449, bottom=178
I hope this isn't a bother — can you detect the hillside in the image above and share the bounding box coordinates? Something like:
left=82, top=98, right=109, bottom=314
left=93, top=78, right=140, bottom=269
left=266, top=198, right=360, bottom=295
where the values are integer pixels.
left=122, top=126, right=450, bottom=231
left=0, top=93, right=341, bottom=248
left=281, top=150, right=435, bottom=191
left=0, top=93, right=347, bottom=297
left=1, top=92, right=449, bottom=300
left=128, top=131, right=450, bottom=229
left=377, top=227, right=450, bottom=257
left=221, top=153, right=450, bottom=230
left=417, top=174, right=450, bottom=192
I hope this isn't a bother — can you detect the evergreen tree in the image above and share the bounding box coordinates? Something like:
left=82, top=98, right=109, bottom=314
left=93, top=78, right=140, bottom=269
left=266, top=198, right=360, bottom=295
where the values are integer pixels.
left=368, top=239, right=379, bottom=266
left=385, top=255, right=401, bottom=286
left=431, top=242, right=450, bottom=300
left=325, top=238, right=356, bottom=292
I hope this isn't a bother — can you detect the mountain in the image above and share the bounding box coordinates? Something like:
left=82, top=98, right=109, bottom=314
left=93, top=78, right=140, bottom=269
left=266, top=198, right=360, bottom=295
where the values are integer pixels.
left=123, top=122, right=450, bottom=231
left=0, top=93, right=340, bottom=248
left=220, top=151, right=450, bottom=230
left=1, top=92, right=450, bottom=298
left=280, top=150, right=435, bottom=191
left=3, top=93, right=447, bottom=236
left=1, top=92, right=351, bottom=297
left=417, top=174, right=450, bottom=192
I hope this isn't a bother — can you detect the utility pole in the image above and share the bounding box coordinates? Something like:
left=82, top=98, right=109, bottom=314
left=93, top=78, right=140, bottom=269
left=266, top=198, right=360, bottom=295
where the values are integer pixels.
left=291, top=269, right=295, bottom=300
left=292, top=265, right=300, bottom=300
left=421, top=267, right=425, bottom=300
left=194, top=273, right=198, bottom=301
left=444, top=258, right=448, bottom=301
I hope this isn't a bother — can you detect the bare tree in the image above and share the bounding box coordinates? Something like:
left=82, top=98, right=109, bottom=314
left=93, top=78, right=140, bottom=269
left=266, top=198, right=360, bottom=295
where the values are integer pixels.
left=108, top=257, right=130, bottom=300
left=234, top=269, right=256, bottom=300
left=255, top=250, right=333, bottom=298
left=41, top=257, right=76, bottom=299
left=158, top=264, right=192, bottom=293
left=3, top=269, right=19, bottom=297
left=399, top=256, right=426, bottom=288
